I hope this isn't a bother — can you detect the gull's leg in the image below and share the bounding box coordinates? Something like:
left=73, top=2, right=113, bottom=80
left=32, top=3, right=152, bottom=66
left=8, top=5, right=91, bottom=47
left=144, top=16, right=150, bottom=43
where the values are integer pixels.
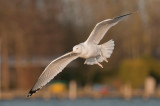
left=94, top=58, right=103, bottom=68
left=97, top=62, right=103, bottom=68
left=100, top=51, right=108, bottom=63
left=104, top=58, right=108, bottom=63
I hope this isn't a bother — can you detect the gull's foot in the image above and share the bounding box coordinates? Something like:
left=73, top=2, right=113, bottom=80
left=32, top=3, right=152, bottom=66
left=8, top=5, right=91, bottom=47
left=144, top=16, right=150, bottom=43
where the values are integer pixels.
left=104, top=59, right=108, bottom=63
left=97, top=62, right=103, bottom=68
left=94, top=58, right=103, bottom=68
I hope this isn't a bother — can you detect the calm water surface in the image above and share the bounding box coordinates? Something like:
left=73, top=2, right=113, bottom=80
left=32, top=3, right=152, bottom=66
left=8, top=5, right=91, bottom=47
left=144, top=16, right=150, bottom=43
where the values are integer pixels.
left=1, top=98, right=160, bottom=106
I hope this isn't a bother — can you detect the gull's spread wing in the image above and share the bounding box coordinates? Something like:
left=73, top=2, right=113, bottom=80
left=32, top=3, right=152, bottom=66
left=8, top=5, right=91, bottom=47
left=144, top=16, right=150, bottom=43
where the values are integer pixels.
left=27, top=52, right=78, bottom=97
left=85, top=13, right=132, bottom=44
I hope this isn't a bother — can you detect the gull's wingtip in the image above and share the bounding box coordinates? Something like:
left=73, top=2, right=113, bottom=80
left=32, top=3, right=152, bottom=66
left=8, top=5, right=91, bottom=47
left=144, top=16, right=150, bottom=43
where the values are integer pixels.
left=113, top=11, right=138, bottom=20
left=26, top=89, right=34, bottom=98
left=26, top=94, right=31, bottom=98
left=26, top=88, right=40, bottom=98
left=113, top=13, right=132, bottom=20
left=110, top=12, right=137, bottom=23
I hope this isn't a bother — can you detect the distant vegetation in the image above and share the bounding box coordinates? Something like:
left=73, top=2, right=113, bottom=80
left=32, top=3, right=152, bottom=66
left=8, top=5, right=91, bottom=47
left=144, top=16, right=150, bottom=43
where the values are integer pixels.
left=119, top=57, right=160, bottom=88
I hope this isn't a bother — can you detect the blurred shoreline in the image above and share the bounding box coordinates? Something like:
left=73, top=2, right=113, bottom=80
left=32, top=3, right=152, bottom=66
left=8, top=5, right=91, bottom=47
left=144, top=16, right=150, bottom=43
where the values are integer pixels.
left=1, top=87, right=160, bottom=100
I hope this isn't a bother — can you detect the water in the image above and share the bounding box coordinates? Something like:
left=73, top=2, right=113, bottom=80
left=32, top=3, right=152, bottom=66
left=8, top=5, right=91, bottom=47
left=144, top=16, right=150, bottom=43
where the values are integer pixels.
left=1, top=98, right=160, bottom=106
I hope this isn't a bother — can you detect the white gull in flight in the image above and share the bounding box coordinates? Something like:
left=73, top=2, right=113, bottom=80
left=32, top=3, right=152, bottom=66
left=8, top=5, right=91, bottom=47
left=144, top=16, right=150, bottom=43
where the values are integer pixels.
left=27, top=13, right=132, bottom=97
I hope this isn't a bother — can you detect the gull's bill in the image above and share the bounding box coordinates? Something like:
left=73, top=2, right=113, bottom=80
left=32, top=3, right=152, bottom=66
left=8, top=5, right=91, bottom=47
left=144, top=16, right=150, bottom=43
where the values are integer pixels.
left=70, top=51, right=74, bottom=56
left=27, top=52, right=79, bottom=97
left=85, top=13, right=132, bottom=44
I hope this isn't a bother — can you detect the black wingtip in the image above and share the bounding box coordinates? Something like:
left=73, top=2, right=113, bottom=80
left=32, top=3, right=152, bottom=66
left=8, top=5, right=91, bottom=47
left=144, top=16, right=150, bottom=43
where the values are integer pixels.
left=113, top=11, right=138, bottom=20
left=27, top=88, right=40, bottom=98
left=113, top=13, right=132, bottom=20
left=27, top=90, right=35, bottom=98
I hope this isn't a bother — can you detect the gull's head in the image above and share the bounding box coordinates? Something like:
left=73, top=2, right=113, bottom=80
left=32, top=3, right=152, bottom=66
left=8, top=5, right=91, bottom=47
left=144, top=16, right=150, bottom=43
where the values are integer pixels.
left=72, top=45, right=82, bottom=54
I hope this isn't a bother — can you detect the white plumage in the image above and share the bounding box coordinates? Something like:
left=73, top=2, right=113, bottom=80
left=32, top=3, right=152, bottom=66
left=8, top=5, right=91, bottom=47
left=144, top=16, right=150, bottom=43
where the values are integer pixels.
left=27, top=13, right=131, bottom=97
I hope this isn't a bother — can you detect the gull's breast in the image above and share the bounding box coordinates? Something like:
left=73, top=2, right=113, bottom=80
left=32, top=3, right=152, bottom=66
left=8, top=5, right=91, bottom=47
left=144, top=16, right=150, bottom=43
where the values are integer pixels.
left=80, top=44, right=100, bottom=59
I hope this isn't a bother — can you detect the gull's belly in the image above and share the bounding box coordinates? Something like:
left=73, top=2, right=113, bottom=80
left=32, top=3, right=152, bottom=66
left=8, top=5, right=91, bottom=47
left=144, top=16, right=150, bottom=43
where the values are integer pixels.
left=80, top=44, right=100, bottom=59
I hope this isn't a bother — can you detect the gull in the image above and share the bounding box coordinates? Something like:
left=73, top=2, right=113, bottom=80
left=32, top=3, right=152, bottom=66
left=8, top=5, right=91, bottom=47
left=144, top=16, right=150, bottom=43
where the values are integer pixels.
left=27, top=13, right=132, bottom=97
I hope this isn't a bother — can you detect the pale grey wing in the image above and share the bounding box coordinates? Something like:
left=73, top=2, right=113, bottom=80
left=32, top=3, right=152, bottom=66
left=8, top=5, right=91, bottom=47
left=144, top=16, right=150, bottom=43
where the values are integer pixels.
left=27, top=52, right=79, bottom=97
left=85, top=13, right=132, bottom=44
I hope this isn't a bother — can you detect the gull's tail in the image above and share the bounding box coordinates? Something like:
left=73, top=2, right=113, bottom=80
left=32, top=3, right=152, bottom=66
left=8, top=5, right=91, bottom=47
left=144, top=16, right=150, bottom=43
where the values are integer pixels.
left=100, top=39, right=115, bottom=59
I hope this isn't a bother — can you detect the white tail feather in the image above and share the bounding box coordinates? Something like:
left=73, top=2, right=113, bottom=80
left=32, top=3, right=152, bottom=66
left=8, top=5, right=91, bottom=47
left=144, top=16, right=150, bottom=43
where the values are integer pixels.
left=100, top=39, right=114, bottom=58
